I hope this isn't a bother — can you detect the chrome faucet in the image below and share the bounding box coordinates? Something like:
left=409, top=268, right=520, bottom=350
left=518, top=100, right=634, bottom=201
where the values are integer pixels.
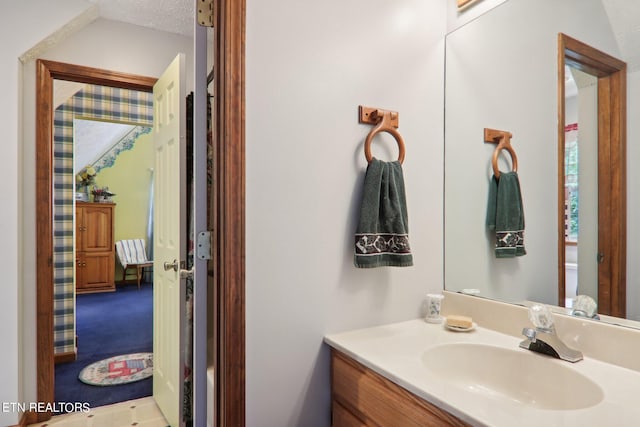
left=519, top=305, right=583, bottom=363
left=571, top=295, right=600, bottom=320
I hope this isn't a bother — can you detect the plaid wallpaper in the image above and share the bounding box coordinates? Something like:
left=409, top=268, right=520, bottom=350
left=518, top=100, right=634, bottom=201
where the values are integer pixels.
left=53, top=85, right=153, bottom=355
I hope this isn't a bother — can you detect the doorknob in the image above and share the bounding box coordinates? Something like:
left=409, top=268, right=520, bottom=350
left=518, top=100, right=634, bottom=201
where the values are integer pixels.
left=164, top=259, right=180, bottom=272
left=597, top=252, right=605, bottom=264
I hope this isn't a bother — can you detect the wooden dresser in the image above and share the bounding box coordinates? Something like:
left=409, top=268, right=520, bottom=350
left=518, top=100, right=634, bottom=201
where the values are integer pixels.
left=75, top=202, right=116, bottom=293
left=331, top=349, right=470, bottom=427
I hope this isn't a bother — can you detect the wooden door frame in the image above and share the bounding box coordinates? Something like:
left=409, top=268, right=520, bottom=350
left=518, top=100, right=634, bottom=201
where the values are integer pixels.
left=212, top=0, right=246, bottom=426
left=35, top=60, right=157, bottom=422
left=557, top=33, right=627, bottom=317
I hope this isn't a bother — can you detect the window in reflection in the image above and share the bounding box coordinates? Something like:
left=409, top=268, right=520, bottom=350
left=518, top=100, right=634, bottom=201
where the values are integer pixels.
left=564, top=125, right=579, bottom=243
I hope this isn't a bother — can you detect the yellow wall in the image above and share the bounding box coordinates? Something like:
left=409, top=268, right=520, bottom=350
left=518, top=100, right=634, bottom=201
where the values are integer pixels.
left=94, top=130, right=153, bottom=280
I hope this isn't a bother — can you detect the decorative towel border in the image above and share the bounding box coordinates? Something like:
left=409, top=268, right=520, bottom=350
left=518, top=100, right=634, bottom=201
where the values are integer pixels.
left=355, top=233, right=411, bottom=256
left=495, top=230, right=525, bottom=256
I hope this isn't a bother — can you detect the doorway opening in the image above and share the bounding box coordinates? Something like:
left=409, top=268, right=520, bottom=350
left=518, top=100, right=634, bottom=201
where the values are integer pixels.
left=36, top=59, right=158, bottom=420
left=52, top=85, right=156, bottom=407
left=36, top=1, right=246, bottom=423
left=557, top=33, right=627, bottom=317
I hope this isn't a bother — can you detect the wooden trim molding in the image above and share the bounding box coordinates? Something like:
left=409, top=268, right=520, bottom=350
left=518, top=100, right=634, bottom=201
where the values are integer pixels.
left=557, top=34, right=626, bottom=316
left=36, top=59, right=155, bottom=422
left=35, top=58, right=55, bottom=423
left=212, top=0, right=246, bottom=425
left=13, top=411, right=38, bottom=427
left=54, top=351, right=77, bottom=364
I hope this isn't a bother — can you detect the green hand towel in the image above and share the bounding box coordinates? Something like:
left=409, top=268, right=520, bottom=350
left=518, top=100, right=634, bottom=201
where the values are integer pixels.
left=355, top=158, right=413, bottom=268
left=486, top=171, right=526, bottom=258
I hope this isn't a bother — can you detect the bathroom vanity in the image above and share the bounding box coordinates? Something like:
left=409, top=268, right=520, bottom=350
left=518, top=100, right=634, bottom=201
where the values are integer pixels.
left=325, top=292, right=640, bottom=426
left=331, top=348, right=468, bottom=426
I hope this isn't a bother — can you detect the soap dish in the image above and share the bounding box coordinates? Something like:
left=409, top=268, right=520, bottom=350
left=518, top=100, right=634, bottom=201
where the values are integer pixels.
left=445, top=322, right=477, bottom=332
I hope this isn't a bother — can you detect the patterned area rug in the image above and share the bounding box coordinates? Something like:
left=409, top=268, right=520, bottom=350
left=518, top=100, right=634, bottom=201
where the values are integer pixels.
left=79, top=353, right=153, bottom=386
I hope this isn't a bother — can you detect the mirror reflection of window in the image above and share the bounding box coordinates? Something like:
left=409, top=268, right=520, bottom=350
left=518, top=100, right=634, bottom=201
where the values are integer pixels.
left=564, top=126, right=578, bottom=243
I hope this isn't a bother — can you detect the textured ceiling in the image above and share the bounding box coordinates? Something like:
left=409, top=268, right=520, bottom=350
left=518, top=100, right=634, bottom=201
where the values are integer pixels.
left=62, top=1, right=195, bottom=173
left=74, top=119, right=136, bottom=174
left=86, top=0, right=194, bottom=37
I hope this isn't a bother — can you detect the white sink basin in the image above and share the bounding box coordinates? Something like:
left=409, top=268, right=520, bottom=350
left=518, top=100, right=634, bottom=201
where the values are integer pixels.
left=422, top=343, right=604, bottom=410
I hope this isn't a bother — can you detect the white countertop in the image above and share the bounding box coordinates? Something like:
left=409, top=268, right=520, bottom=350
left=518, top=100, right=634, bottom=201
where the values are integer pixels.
left=324, top=319, right=640, bottom=427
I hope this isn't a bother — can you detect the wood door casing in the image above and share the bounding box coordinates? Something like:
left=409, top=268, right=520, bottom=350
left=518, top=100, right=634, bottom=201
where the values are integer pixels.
left=36, top=61, right=156, bottom=422
left=557, top=33, right=627, bottom=317
left=212, top=0, right=246, bottom=425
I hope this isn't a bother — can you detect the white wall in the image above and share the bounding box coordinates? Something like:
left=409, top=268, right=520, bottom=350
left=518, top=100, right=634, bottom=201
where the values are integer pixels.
left=576, top=83, right=598, bottom=300
left=0, top=1, right=95, bottom=425
left=245, top=0, right=447, bottom=425
left=627, top=70, right=640, bottom=321
left=20, top=15, right=193, bottom=411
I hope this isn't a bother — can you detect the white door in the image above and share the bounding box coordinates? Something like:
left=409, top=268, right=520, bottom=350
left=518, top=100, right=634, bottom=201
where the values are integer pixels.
left=153, top=53, right=186, bottom=427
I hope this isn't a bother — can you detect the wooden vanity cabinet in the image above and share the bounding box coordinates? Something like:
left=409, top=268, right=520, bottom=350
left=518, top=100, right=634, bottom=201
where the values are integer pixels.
left=75, top=202, right=115, bottom=293
left=331, top=349, right=470, bottom=427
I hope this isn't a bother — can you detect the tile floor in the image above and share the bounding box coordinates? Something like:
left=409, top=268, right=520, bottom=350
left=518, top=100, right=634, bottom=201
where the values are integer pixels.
left=29, top=397, right=168, bottom=427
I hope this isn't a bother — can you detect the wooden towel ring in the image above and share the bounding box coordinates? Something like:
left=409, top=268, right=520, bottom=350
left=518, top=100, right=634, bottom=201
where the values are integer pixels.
left=484, top=128, right=517, bottom=178
left=360, top=107, right=406, bottom=164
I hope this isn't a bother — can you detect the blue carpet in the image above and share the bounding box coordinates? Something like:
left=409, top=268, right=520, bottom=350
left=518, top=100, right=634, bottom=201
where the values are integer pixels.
left=54, top=283, right=153, bottom=411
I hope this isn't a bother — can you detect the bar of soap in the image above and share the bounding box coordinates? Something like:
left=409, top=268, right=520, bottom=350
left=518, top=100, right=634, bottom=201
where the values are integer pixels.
left=446, top=315, right=473, bottom=329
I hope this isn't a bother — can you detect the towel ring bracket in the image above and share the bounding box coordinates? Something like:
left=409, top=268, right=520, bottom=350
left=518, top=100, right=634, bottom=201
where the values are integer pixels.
left=359, top=105, right=405, bottom=164
left=484, top=128, right=518, bottom=178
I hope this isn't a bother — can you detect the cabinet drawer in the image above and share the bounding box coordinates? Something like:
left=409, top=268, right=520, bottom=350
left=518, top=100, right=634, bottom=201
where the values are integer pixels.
left=331, top=350, right=469, bottom=427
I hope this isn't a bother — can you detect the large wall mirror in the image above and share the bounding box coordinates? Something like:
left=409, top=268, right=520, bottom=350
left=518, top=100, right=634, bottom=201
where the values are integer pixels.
left=444, top=0, right=640, bottom=325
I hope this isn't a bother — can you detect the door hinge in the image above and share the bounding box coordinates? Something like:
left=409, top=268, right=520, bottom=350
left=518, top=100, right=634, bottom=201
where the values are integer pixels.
left=196, top=231, right=212, bottom=260
left=197, top=0, right=214, bottom=27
